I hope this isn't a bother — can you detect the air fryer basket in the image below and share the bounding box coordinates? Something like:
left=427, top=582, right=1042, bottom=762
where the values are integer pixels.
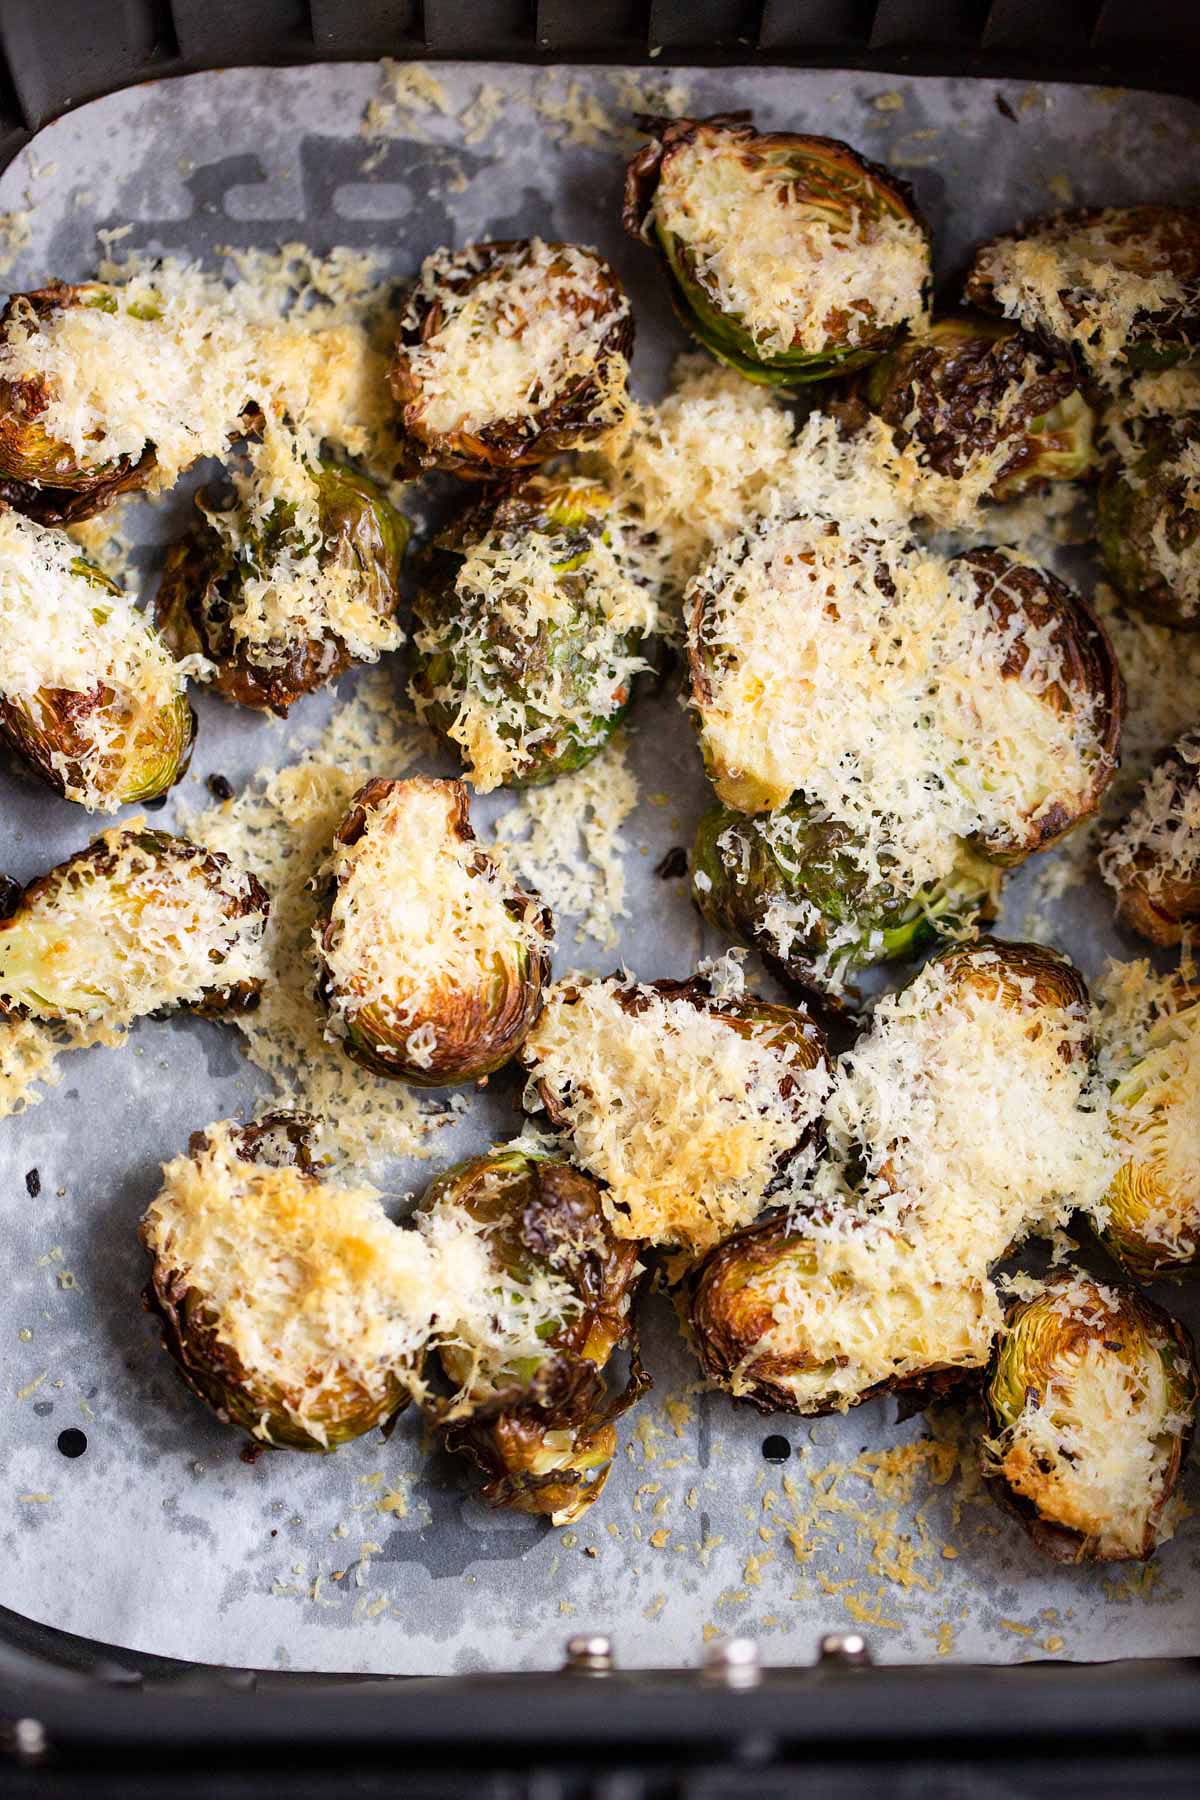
left=1, top=2, right=1199, bottom=1790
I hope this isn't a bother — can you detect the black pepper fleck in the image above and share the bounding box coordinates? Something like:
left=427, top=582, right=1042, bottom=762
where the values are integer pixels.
left=57, top=1428, right=87, bottom=1458
left=24, top=1168, right=40, bottom=1198
left=655, top=846, right=689, bottom=881
left=995, top=93, right=1018, bottom=123
left=207, top=772, right=235, bottom=802
left=761, top=1434, right=791, bottom=1464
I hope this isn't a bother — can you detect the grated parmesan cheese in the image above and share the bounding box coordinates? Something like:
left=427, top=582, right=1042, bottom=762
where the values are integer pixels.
left=651, top=127, right=929, bottom=359
left=688, top=515, right=1103, bottom=890
left=521, top=976, right=830, bottom=1252
left=399, top=239, right=630, bottom=441
left=739, top=947, right=1114, bottom=1411
left=0, top=510, right=191, bottom=810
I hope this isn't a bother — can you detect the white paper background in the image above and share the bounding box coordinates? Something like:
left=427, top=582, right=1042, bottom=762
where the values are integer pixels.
left=0, top=61, right=1198, bottom=1675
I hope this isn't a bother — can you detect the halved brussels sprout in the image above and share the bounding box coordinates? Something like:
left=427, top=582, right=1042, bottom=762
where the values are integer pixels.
left=624, top=114, right=930, bottom=387
left=0, top=511, right=194, bottom=809
left=965, top=206, right=1200, bottom=382
left=141, top=1114, right=426, bottom=1451
left=859, top=313, right=1094, bottom=507
left=0, top=283, right=158, bottom=522
left=390, top=238, right=633, bottom=478
left=691, top=794, right=1002, bottom=1004
left=687, top=518, right=1120, bottom=904
left=1101, top=731, right=1200, bottom=945
left=948, top=547, right=1123, bottom=862
left=521, top=972, right=829, bottom=1255
left=316, top=776, right=552, bottom=1085
left=409, top=472, right=657, bottom=791
left=1094, top=978, right=1200, bottom=1279
left=983, top=1272, right=1197, bottom=1562
left=0, top=825, right=268, bottom=1025
left=156, top=433, right=408, bottom=716
left=688, top=940, right=1103, bottom=1415
left=419, top=1147, right=647, bottom=1524
left=1097, top=383, right=1200, bottom=631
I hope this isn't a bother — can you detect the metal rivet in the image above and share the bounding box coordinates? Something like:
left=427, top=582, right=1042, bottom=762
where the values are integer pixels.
left=11, top=1718, right=47, bottom=1764
left=563, top=1633, right=614, bottom=1675
left=818, top=1632, right=872, bottom=1666
left=702, top=1636, right=761, bottom=1688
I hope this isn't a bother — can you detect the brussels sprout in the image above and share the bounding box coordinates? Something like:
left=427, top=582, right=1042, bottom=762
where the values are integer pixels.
left=1097, top=391, right=1200, bottom=631
left=1101, top=732, right=1200, bottom=945
left=410, top=473, right=657, bottom=791
left=983, top=1272, right=1198, bottom=1562
left=419, top=1147, right=647, bottom=1524
left=948, top=547, right=1123, bottom=862
left=689, top=939, right=1100, bottom=1416
left=624, top=114, right=931, bottom=387
left=316, top=776, right=551, bottom=1085
left=965, top=206, right=1200, bottom=381
left=156, top=436, right=408, bottom=716
left=692, top=794, right=1002, bottom=1004
left=0, top=283, right=158, bottom=522
left=521, top=973, right=829, bottom=1256
left=390, top=238, right=633, bottom=478
left=141, top=1114, right=422, bottom=1451
left=1094, top=980, right=1200, bottom=1280
left=0, top=825, right=268, bottom=1025
left=0, top=511, right=194, bottom=809
left=860, top=313, right=1094, bottom=504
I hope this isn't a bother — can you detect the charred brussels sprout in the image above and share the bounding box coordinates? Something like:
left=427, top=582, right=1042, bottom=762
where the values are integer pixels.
left=141, top=1115, right=430, bottom=1451
left=0, top=283, right=157, bottom=522
left=521, top=973, right=829, bottom=1255
left=410, top=473, right=657, bottom=791
left=624, top=114, right=930, bottom=387
left=0, top=825, right=268, bottom=1026
left=689, top=940, right=1104, bottom=1416
left=948, top=546, right=1123, bottom=863
left=316, top=776, right=551, bottom=1085
left=1101, top=731, right=1200, bottom=946
left=390, top=238, right=633, bottom=478
left=965, top=206, right=1200, bottom=383
left=0, top=510, right=194, bottom=809
left=692, top=795, right=1001, bottom=1003
left=1094, top=977, right=1200, bottom=1280
left=860, top=313, right=1094, bottom=507
left=1097, top=379, right=1200, bottom=630
left=419, top=1148, right=647, bottom=1523
left=156, top=430, right=408, bottom=715
left=983, top=1273, right=1197, bottom=1563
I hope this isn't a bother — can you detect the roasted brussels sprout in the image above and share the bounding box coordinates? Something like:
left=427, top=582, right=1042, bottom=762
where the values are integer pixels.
left=410, top=473, right=657, bottom=791
left=419, top=1147, right=647, bottom=1523
left=1093, top=974, right=1200, bottom=1280
left=687, top=518, right=1120, bottom=908
left=947, top=547, right=1123, bottom=862
left=390, top=239, right=633, bottom=478
left=983, top=1273, right=1197, bottom=1562
left=624, top=114, right=930, bottom=387
left=688, top=940, right=1107, bottom=1414
left=965, top=206, right=1200, bottom=383
left=859, top=313, right=1094, bottom=513
left=1097, top=375, right=1200, bottom=630
left=692, top=794, right=1002, bottom=1003
left=141, top=1114, right=433, bottom=1451
left=0, top=283, right=158, bottom=521
left=317, top=776, right=551, bottom=1085
left=521, top=972, right=829, bottom=1255
left=1101, top=731, right=1200, bottom=945
left=0, top=825, right=268, bottom=1026
left=0, top=510, right=194, bottom=809
left=156, top=428, right=408, bottom=715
